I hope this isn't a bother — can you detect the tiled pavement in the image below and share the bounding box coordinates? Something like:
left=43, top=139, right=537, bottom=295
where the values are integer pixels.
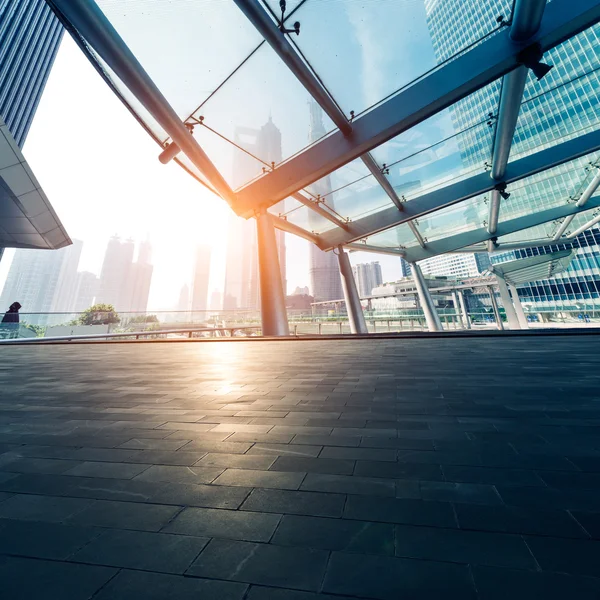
left=0, top=336, right=599, bottom=599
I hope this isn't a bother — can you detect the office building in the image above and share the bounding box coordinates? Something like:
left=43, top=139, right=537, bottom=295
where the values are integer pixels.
left=352, top=262, right=383, bottom=297
left=425, top=0, right=600, bottom=307
left=126, top=239, right=153, bottom=313
left=73, top=271, right=98, bottom=313
left=96, top=236, right=135, bottom=310
left=191, top=244, right=211, bottom=313
left=0, top=0, right=64, bottom=147
left=307, top=101, right=343, bottom=302
left=420, top=253, right=486, bottom=279
left=224, top=117, right=286, bottom=309
left=177, top=284, right=189, bottom=313
left=0, top=240, right=81, bottom=321
left=399, top=259, right=412, bottom=278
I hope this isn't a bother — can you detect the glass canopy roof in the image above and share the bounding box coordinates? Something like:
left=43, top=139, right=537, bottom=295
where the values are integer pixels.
left=48, top=0, right=600, bottom=264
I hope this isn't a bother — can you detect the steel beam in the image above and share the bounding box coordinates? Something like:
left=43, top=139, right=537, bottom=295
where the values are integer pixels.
left=292, top=192, right=349, bottom=231
left=569, top=211, right=600, bottom=237
left=233, top=0, right=600, bottom=216
left=270, top=214, right=324, bottom=246
left=508, top=283, right=529, bottom=328
left=48, top=0, right=236, bottom=206
left=456, top=290, right=471, bottom=329
left=553, top=165, right=600, bottom=239
left=344, top=243, right=405, bottom=256
left=318, top=128, right=600, bottom=249
left=337, top=247, right=368, bottom=334
left=256, top=212, right=290, bottom=336
left=412, top=263, right=443, bottom=332
left=404, top=195, right=600, bottom=262
left=487, top=287, right=504, bottom=330
left=495, top=274, right=521, bottom=330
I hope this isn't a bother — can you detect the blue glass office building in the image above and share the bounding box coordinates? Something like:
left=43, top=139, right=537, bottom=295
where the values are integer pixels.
left=425, top=0, right=600, bottom=307
left=0, top=0, right=63, bottom=147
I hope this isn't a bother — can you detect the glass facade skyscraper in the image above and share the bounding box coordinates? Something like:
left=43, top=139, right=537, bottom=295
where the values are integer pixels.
left=0, top=0, right=63, bottom=147
left=425, top=0, right=600, bottom=306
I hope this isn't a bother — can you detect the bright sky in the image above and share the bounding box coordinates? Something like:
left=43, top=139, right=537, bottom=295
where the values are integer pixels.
left=0, top=2, right=444, bottom=309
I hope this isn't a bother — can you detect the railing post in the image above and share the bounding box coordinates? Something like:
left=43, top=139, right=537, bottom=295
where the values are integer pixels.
left=487, top=286, right=504, bottom=330
left=411, top=263, right=443, bottom=332
left=256, top=212, right=289, bottom=336
left=495, top=275, right=521, bottom=330
left=507, top=283, right=529, bottom=329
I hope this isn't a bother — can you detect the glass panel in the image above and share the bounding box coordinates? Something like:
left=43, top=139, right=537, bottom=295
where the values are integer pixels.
left=96, top=0, right=264, bottom=120
left=189, top=43, right=336, bottom=189
left=510, top=24, right=600, bottom=162
left=497, top=223, right=559, bottom=245
left=415, top=194, right=489, bottom=243
left=288, top=0, right=509, bottom=116
left=361, top=222, right=421, bottom=250
left=499, top=152, right=600, bottom=223
left=275, top=201, right=335, bottom=234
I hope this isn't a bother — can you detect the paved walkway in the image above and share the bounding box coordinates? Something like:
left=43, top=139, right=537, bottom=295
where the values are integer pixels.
left=0, top=336, right=599, bottom=599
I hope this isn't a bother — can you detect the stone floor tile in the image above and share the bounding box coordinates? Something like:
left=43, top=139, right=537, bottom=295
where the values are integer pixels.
left=455, top=502, right=588, bottom=538
left=67, top=498, right=180, bottom=531
left=572, top=510, right=600, bottom=539
left=63, top=460, right=151, bottom=479
left=0, top=456, right=82, bottom=474
left=322, top=551, right=477, bottom=599
left=92, top=569, right=247, bottom=600
left=241, top=488, right=345, bottom=517
left=247, top=443, right=322, bottom=457
left=213, top=468, right=305, bottom=490
left=187, top=538, right=329, bottom=592
left=118, top=437, right=191, bottom=450
left=70, top=529, right=209, bottom=573
left=442, top=465, right=546, bottom=487
left=0, top=519, right=101, bottom=559
left=525, top=535, right=600, bottom=578
left=473, top=564, right=600, bottom=600
left=269, top=456, right=354, bottom=475
left=292, top=434, right=359, bottom=447
left=354, top=460, right=444, bottom=481
left=319, top=446, right=397, bottom=462
left=246, top=586, right=355, bottom=600
left=195, top=452, right=276, bottom=470
left=0, top=493, right=93, bottom=522
left=300, top=473, right=395, bottom=497
left=148, top=482, right=251, bottom=509
left=344, top=495, right=457, bottom=527
left=133, top=464, right=223, bottom=484
left=395, top=523, right=536, bottom=568
left=123, top=450, right=207, bottom=466
left=0, top=555, right=116, bottom=600
left=163, top=506, right=280, bottom=542
left=273, top=514, right=394, bottom=555
left=419, top=481, right=503, bottom=505
left=180, top=440, right=253, bottom=454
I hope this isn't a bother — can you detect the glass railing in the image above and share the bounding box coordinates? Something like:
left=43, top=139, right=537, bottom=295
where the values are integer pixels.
left=1, top=305, right=599, bottom=341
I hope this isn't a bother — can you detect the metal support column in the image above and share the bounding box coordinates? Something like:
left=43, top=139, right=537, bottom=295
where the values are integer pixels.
left=412, top=263, right=443, bottom=332
left=508, top=283, right=529, bottom=329
left=487, top=286, right=504, bottom=330
left=495, top=275, right=521, bottom=330
left=256, top=212, right=289, bottom=337
left=337, top=247, right=368, bottom=334
left=456, top=290, right=471, bottom=330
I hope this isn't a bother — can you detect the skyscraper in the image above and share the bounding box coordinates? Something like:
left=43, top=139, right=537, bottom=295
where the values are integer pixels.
left=352, top=262, right=383, bottom=297
left=0, top=0, right=64, bottom=147
left=425, top=1, right=600, bottom=306
left=73, top=271, right=98, bottom=313
left=0, top=239, right=82, bottom=321
left=191, top=245, right=211, bottom=313
left=307, top=101, right=343, bottom=302
left=223, top=116, right=286, bottom=309
left=210, top=289, right=222, bottom=311
left=177, top=283, right=190, bottom=313
left=126, top=239, right=153, bottom=313
left=96, top=236, right=134, bottom=310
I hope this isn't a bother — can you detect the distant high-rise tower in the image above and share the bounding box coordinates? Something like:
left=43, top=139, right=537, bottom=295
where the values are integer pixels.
left=210, top=289, right=222, bottom=311
left=0, top=240, right=82, bottom=322
left=191, top=245, right=211, bottom=313
left=96, top=236, right=134, bottom=310
left=352, top=262, right=383, bottom=297
left=126, top=239, right=153, bottom=313
left=177, top=284, right=190, bottom=313
left=224, top=116, right=286, bottom=309
left=0, top=0, right=64, bottom=147
left=307, top=101, right=343, bottom=302
left=399, top=259, right=412, bottom=278
left=73, top=271, right=98, bottom=313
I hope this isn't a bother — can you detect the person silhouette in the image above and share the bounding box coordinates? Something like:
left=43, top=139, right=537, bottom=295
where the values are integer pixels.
left=2, top=302, right=21, bottom=324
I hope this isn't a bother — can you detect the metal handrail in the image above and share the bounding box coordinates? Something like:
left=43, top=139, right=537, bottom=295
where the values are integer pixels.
left=0, top=325, right=262, bottom=344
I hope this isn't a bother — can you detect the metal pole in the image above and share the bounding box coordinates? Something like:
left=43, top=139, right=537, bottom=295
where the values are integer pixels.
left=412, top=263, right=442, bottom=332
left=256, top=212, right=290, bottom=336
left=508, top=283, right=529, bottom=329
left=337, top=247, right=368, bottom=334
left=487, top=286, right=504, bottom=330
left=495, top=275, right=521, bottom=330
left=456, top=290, right=471, bottom=329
